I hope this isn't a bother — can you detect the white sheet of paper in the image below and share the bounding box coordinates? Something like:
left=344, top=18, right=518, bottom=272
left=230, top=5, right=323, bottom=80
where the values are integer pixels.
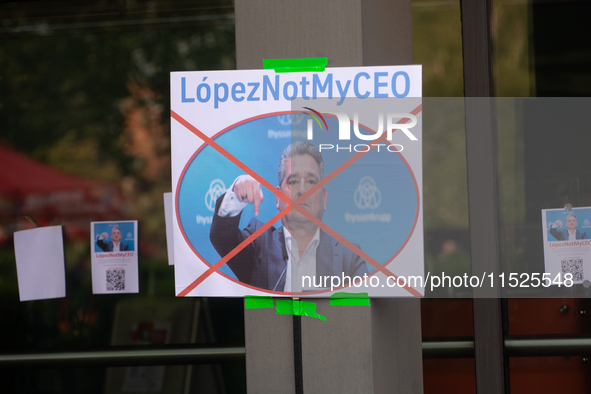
left=163, top=192, right=175, bottom=265
left=91, top=221, right=139, bottom=294
left=14, top=225, right=66, bottom=302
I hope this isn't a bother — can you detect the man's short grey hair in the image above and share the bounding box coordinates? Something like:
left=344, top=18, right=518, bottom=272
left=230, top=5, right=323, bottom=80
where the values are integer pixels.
left=112, top=226, right=121, bottom=232
left=567, top=213, right=577, bottom=220
left=278, top=141, right=324, bottom=186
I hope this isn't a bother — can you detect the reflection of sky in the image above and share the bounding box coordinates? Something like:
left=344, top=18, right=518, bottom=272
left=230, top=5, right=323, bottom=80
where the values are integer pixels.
left=546, top=209, right=591, bottom=239
left=177, top=114, right=418, bottom=279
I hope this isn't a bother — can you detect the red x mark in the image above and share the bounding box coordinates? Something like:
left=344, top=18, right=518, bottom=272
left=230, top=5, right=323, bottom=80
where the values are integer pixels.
left=173, top=104, right=422, bottom=297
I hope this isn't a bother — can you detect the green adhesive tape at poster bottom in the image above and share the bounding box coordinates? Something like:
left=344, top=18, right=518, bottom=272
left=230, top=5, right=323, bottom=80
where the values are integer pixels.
left=263, top=58, right=328, bottom=73
left=244, top=295, right=274, bottom=309
left=276, top=300, right=327, bottom=321
left=330, top=292, right=370, bottom=306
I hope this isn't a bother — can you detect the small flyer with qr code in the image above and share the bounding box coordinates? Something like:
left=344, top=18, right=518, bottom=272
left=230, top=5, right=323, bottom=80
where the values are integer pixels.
left=541, top=207, right=591, bottom=285
left=91, top=221, right=139, bottom=294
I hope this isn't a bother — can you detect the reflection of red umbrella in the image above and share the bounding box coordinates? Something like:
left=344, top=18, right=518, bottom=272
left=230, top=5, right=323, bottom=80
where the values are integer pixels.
left=0, top=144, right=125, bottom=241
left=0, top=144, right=94, bottom=196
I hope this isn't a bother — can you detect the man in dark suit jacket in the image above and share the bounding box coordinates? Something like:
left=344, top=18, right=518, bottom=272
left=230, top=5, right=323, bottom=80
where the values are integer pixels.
left=549, top=213, right=589, bottom=241
left=97, top=226, right=130, bottom=252
left=210, top=141, right=368, bottom=292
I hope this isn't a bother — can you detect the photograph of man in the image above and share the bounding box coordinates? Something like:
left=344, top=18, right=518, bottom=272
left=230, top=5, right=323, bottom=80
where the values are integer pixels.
left=210, top=141, right=368, bottom=292
left=549, top=214, right=589, bottom=241
left=97, top=226, right=130, bottom=252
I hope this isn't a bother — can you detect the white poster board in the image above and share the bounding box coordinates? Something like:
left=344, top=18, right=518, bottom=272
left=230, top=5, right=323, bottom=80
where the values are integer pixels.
left=171, top=65, right=423, bottom=297
left=163, top=192, right=175, bottom=266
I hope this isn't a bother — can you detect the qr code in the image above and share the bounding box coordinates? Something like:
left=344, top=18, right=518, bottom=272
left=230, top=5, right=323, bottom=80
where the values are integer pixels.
left=561, top=259, right=584, bottom=282
left=106, top=269, right=125, bottom=291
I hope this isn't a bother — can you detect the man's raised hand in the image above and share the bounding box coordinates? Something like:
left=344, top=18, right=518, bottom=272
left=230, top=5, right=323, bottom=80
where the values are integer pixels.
left=233, top=175, right=264, bottom=216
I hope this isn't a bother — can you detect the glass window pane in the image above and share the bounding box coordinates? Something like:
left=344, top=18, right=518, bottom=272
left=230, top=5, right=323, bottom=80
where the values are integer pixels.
left=0, top=2, right=244, bottom=392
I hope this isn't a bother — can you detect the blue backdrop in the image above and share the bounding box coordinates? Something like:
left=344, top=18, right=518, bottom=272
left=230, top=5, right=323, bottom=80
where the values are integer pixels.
left=177, top=113, right=418, bottom=280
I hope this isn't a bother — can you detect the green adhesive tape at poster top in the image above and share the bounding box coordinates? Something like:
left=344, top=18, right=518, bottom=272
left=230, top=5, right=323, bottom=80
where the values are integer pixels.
left=330, top=292, right=370, bottom=306
left=244, top=295, right=274, bottom=309
left=276, top=300, right=327, bottom=321
left=263, top=58, right=328, bottom=73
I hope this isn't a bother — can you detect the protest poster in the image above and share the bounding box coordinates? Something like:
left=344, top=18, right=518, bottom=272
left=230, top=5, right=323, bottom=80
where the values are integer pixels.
left=541, top=207, right=591, bottom=286
left=171, top=65, right=423, bottom=297
left=91, top=220, right=139, bottom=294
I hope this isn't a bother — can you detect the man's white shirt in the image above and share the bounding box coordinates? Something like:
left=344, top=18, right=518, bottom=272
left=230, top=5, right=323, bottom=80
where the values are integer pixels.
left=283, top=227, right=320, bottom=292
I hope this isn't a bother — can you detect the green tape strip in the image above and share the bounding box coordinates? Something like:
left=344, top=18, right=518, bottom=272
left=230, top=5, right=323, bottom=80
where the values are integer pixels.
left=330, top=292, right=370, bottom=306
left=300, top=301, right=327, bottom=321
left=263, top=58, right=328, bottom=73
left=275, top=299, right=293, bottom=314
left=276, top=300, right=327, bottom=321
left=245, top=295, right=274, bottom=309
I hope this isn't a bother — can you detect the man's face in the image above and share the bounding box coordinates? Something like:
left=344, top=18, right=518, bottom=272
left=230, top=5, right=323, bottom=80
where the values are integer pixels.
left=566, top=215, right=578, bottom=231
left=111, top=228, right=122, bottom=242
left=276, top=154, right=327, bottom=227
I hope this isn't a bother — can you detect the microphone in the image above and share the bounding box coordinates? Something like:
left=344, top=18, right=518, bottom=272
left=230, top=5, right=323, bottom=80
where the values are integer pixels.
left=273, top=267, right=287, bottom=291
left=273, top=239, right=289, bottom=291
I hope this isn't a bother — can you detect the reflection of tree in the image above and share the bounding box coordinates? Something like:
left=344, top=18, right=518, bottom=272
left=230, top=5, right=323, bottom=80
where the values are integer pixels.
left=0, top=7, right=236, bottom=358
left=0, top=21, right=235, bottom=257
left=412, top=2, right=464, bottom=98
left=414, top=2, right=534, bottom=281
left=119, top=81, right=170, bottom=183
